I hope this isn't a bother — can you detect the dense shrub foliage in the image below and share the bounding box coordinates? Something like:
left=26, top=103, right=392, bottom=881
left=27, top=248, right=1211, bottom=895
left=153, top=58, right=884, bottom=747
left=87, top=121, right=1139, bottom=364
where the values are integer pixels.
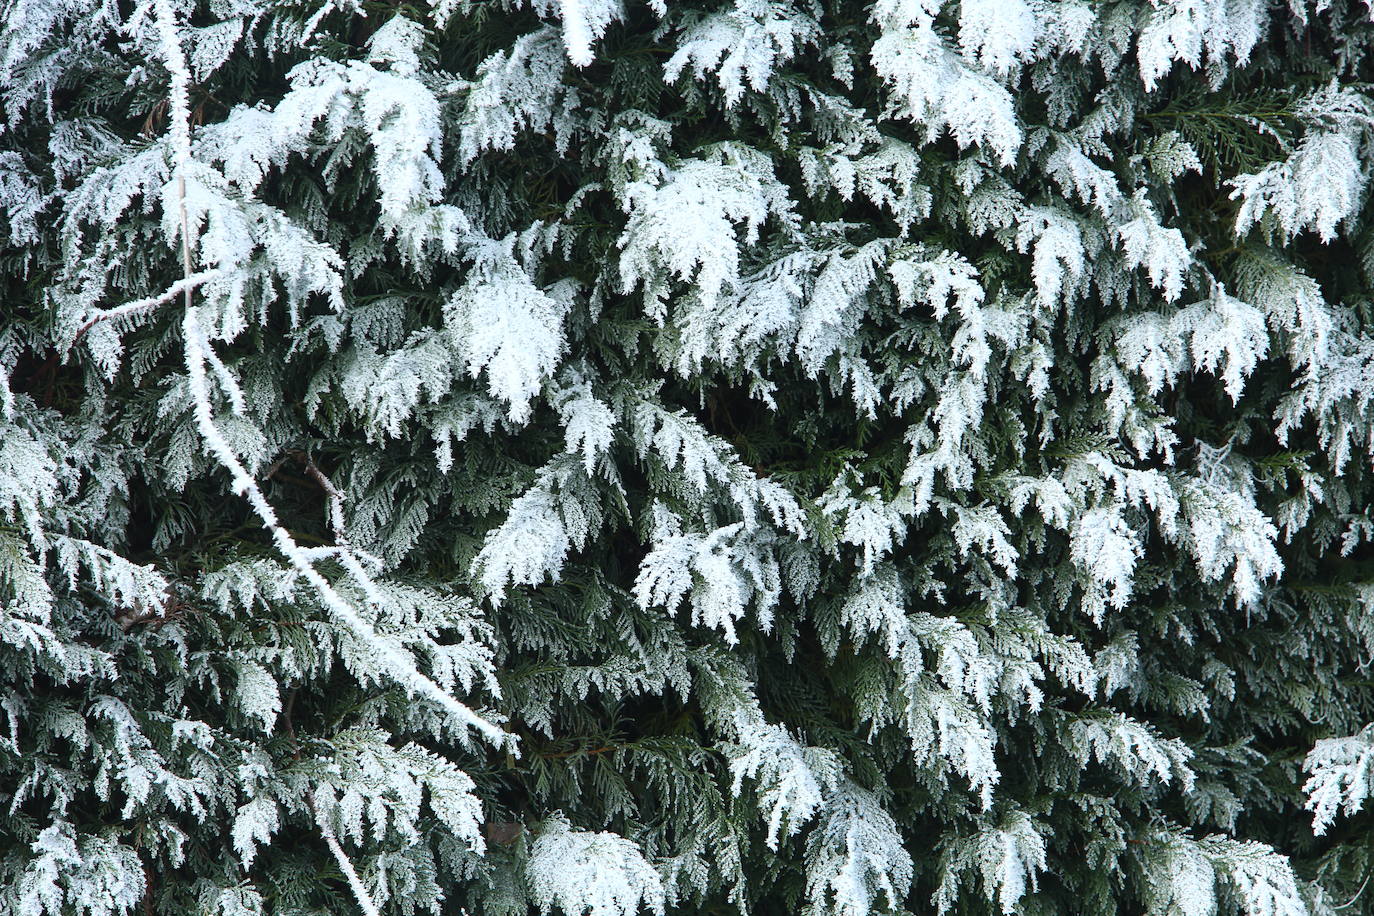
left=4, top=0, right=1374, bottom=914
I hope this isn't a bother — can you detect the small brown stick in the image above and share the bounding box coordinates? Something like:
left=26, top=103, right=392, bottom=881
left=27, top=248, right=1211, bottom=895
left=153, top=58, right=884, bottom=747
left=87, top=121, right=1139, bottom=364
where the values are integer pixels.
left=297, top=454, right=348, bottom=546
left=265, top=450, right=348, bottom=545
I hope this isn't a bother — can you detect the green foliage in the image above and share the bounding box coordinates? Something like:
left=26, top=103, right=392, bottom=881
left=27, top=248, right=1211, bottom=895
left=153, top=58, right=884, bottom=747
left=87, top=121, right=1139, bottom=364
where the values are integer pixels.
left=3, top=0, right=1374, bottom=915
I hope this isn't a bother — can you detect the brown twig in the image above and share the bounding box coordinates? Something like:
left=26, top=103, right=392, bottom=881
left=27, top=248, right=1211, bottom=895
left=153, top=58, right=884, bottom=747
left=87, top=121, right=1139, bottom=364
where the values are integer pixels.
left=142, top=860, right=156, bottom=916
left=264, top=450, right=348, bottom=545
left=536, top=744, right=620, bottom=759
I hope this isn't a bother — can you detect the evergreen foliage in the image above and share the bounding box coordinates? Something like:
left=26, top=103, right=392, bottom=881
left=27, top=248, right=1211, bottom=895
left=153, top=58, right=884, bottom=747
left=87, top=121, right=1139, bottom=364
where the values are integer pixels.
left=2, top=0, right=1374, bottom=915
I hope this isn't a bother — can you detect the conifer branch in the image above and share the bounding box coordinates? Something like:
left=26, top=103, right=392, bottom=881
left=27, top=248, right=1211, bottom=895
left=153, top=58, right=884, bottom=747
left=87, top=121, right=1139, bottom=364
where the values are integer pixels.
left=316, top=802, right=383, bottom=916
left=71, top=270, right=228, bottom=345
left=7, top=2, right=1374, bottom=915
left=181, top=306, right=512, bottom=749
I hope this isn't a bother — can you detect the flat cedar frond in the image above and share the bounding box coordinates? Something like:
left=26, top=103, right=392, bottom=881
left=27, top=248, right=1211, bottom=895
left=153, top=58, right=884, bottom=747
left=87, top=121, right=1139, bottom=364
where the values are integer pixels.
left=3, top=1, right=1374, bottom=915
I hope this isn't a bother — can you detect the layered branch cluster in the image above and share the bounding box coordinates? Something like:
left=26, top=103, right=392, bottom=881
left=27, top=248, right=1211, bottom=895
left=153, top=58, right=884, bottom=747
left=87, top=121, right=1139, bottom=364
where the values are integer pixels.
left=3, top=0, right=1374, bottom=915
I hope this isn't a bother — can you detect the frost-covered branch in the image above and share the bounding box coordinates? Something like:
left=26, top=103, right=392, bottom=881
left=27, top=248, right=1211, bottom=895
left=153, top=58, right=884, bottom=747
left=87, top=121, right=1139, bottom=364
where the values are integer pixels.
left=313, top=793, right=383, bottom=916
left=6, top=1, right=1374, bottom=914
left=146, top=0, right=510, bottom=754
left=150, top=0, right=195, bottom=287
left=71, top=269, right=228, bottom=344
left=182, top=306, right=510, bottom=748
